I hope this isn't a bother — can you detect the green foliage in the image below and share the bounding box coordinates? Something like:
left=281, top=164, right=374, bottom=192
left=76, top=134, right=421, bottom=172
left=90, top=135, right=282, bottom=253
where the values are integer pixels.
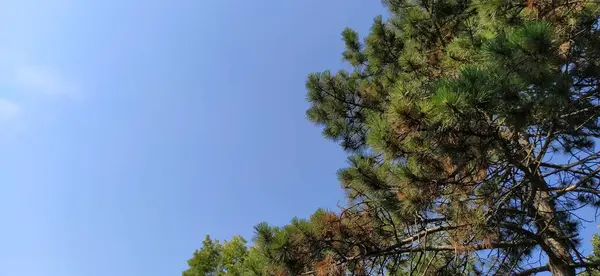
left=182, top=235, right=267, bottom=276
left=187, top=0, right=600, bottom=275
left=184, top=236, right=221, bottom=276
left=300, top=0, right=600, bottom=274
left=588, top=233, right=600, bottom=275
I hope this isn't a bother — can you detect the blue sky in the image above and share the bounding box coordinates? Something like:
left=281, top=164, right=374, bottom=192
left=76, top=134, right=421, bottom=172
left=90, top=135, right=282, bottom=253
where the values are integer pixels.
left=0, top=0, right=387, bottom=275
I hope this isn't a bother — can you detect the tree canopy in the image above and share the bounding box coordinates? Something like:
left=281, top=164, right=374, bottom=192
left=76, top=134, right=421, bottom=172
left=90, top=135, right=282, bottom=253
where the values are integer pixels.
left=183, top=235, right=267, bottom=276
left=185, top=0, right=600, bottom=275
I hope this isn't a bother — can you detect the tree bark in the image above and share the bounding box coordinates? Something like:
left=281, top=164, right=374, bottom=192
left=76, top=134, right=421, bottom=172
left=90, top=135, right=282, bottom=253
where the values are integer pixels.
left=529, top=169, right=575, bottom=276
left=505, top=132, right=575, bottom=276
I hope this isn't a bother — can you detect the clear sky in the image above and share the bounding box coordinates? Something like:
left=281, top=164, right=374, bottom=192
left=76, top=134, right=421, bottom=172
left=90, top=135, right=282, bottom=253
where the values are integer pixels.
left=0, top=1, right=387, bottom=275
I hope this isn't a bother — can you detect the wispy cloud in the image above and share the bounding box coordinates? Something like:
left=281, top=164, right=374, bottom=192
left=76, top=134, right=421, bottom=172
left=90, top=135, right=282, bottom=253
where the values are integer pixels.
left=0, top=47, right=82, bottom=123
left=14, top=64, right=80, bottom=98
left=0, top=99, right=20, bottom=121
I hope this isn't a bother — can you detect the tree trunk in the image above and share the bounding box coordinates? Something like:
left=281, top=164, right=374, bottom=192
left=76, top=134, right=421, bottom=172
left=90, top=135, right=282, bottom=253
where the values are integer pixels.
left=495, top=126, right=575, bottom=275
left=531, top=182, right=575, bottom=276
left=509, top=135, right=575, bottom=276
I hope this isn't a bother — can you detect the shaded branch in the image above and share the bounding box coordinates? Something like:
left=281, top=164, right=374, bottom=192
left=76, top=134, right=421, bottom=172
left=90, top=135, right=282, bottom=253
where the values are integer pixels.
left=515, top=261, right=600, bottom=276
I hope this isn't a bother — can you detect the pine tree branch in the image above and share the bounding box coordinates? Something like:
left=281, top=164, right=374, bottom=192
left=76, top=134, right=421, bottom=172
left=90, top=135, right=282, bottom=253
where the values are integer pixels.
left=515, top=261, right=600, bottom=276
left=398, top=224, right=467, bottom=245
left=540, top=153, right=600, bottom=177
left=550, top=167, right=600, bottom=199
left=559, top=105, right=600, bottom=119
left=346, top=240, right=538, bottom=261
left=516, top=264, right=551, bottom=275
left=314, top=77, right=371, bottom=111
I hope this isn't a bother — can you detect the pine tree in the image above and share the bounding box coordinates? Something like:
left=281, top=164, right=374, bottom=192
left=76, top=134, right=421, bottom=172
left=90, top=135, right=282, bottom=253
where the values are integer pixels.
left=253, top=0, right=600, bottom=275
left=588, top=233, right=600, bottom=275
left=182, top=235, right=268, bottom=276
